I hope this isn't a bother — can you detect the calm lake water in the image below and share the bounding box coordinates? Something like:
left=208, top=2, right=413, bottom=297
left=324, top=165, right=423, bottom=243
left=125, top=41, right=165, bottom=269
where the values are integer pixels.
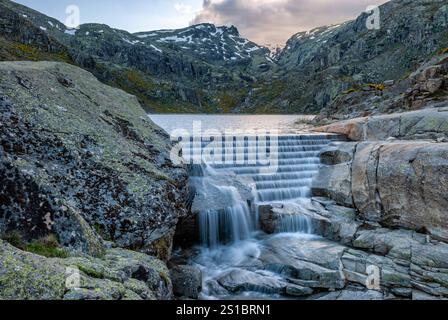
left=149, top=114, right=314, bottom=135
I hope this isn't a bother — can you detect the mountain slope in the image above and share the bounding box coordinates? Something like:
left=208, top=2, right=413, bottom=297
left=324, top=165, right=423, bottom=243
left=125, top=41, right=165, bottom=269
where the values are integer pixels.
left=0, top=0, right=274, bottom=113
left=2, top=0, right=448, bottom=115
left=243, top=0, right=448, bottom=113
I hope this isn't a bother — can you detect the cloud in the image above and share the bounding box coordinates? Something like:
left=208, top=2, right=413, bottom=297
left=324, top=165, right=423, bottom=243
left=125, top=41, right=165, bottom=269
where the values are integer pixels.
left=175, top=3, right=197, bottom=15
left=192, top=0, right=390, bottom=45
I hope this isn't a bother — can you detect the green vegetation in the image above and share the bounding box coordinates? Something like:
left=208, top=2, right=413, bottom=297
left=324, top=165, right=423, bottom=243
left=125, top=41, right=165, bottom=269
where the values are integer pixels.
left=1, top=232, right=69, bottom=258
left=24, top=235, right=69, bottom=258
left=76, top=264, right=105, bottom=279
left=1, top=231, right=25, bottom=248
left=217, top=88, right=249, bottom=113
left=0, top=37, right=72, bottom=63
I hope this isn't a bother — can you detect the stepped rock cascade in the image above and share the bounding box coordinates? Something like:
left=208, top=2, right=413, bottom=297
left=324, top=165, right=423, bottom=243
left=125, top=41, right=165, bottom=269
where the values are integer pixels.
left=186, top=134, right=343, bottom=245
left=198, top=185, right=254, bottom=248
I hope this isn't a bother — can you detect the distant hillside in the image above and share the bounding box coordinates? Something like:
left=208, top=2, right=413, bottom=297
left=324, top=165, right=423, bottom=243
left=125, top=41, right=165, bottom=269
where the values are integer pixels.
left=242, top=0, right=448, bottom=114
left=1, top=0, right=448, bottom=115
left=0, top=0, right=273, bottom=113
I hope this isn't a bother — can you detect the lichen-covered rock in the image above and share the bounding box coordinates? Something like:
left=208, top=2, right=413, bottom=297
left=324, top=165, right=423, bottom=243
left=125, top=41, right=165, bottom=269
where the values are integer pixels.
left=0, top=61, right=188, bottom=260
left=0, top=240, right=170, bottom=300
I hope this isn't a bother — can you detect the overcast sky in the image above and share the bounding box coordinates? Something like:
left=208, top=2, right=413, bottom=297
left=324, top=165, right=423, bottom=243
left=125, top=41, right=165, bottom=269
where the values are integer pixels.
left=13, top=0, right=390, bottom=45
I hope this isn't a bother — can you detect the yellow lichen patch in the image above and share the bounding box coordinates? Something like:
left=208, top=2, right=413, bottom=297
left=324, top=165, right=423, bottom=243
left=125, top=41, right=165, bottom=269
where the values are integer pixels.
left=439, top=47, right=448, bottom=55
left=342, top=88, right=358, bottom=95
left=367, top=83, right=386, bottom=91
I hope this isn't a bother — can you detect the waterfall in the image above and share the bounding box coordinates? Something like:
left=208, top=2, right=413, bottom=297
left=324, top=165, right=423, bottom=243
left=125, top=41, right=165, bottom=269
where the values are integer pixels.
left=209, top=135, right=332, bottom=204
left=198, top=186, right=253, bottom=247
left=277, top=213, right=314, bottom=234
left=187, top=133, right=341, bottom=247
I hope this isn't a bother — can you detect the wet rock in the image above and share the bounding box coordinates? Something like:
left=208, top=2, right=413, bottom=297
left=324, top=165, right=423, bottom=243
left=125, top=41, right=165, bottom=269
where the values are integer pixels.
left=217, top=269, right=284, bottom=294
left=170, top=265, right=202, bottom=299
left=217, top=269, right=312, bottom=296
left=260, top=235, right=346, bottom=290
left=285, top=284, right=314, bottom=297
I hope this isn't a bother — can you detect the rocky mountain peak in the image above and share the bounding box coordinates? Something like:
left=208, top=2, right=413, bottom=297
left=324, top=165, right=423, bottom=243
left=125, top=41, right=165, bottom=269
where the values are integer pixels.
left=134, top=23, right=269, bottom=64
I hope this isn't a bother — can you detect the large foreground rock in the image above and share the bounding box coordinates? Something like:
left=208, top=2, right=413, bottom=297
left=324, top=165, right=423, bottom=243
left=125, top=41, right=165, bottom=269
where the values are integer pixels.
left=0, top=240, right=171, bottom=300
left=313, top=140, right=448, bottom=241
left=353, top=141, right=448, bottom=240
left=0, top=61, right=188, bottom=260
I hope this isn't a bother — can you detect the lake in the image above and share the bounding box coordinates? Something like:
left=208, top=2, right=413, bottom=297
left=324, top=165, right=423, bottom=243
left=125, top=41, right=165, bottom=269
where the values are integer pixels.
left=149, top=114, right=315, bottom=135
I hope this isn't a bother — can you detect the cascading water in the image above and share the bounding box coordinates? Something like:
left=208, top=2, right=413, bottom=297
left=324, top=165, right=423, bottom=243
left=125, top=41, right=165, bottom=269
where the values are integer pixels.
left=183, top=132, right=342, bottom=299
left=209, top=135, right=330, bottom=204
left=199, top=185, right=253, bottom=248
left=150, top=115, right=345, bottom=299
left=187, top=133, right=340, bottom=246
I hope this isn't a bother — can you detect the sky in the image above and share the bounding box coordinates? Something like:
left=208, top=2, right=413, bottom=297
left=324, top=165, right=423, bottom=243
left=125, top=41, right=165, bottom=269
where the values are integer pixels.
left=13, top=0, right=390, bottom=45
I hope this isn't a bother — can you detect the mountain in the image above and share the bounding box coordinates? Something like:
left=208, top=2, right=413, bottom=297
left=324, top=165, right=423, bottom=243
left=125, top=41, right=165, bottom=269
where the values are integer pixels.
left=241, top=0, right=448, bottom=114
left=1, top=0, right=448, bottom=115
left=0, top=0, right=274, bottom=113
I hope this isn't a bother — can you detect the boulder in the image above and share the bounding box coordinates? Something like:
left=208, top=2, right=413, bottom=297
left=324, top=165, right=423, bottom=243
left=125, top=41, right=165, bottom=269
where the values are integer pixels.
left=260, top=235, right=346, bottom=290
left=170, top=265, right=202, bottom=299
left=217, top=269, right=287, bottom=295
left=354, top=141, right=448, bottom=241
left=0, top=61, right=189, bottom=260
left=216, top=269, right=313, bottom=297
left=0, top=240, right=171, bottom=300
left=312, top=142, right=357, bottom=208
left=313, top=139, right=448, bottom=242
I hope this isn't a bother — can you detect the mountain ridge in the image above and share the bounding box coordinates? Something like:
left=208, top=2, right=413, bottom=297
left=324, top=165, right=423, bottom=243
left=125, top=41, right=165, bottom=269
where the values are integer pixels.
left=2, top=0, right=448, bottom=115
left=0, top=0, right=274, bottom=113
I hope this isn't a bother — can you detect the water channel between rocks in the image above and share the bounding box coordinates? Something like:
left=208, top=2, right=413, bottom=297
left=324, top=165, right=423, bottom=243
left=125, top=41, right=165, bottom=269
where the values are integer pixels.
left=150, top=114, right=343, bottom=299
